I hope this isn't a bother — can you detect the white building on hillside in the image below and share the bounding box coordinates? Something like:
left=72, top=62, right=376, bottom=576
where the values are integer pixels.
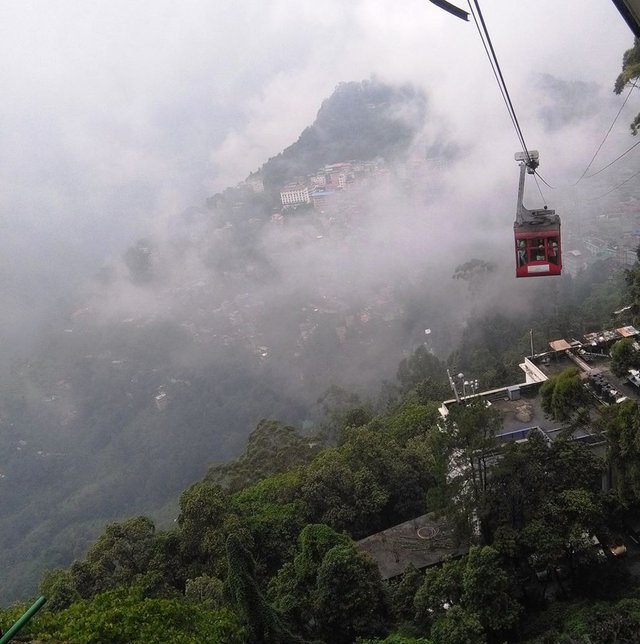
left=280, top=184, right=310, bottom=206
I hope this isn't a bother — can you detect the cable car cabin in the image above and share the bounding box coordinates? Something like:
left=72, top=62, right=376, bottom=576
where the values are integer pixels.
left=514, top=215, right=561, bottom=278
left=513, top=151, right=562, bottom=278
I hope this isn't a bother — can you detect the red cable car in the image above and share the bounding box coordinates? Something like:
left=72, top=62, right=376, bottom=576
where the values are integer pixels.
left=513, top=151, right=561, bottom=278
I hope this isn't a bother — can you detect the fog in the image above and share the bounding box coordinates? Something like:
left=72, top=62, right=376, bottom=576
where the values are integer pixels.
left=0, top=2, right=634, bottom=350
left=0, top=0, right=638, bottom=601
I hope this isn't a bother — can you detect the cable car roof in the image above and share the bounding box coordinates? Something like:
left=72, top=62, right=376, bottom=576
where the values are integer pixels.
left=612, top=0, right=640, bottom=37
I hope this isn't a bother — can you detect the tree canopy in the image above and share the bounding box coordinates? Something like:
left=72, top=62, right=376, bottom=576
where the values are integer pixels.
left=614, top=38, right=640, bottom=134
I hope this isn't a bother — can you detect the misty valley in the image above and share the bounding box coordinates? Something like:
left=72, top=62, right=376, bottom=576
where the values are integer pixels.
left=0, top=80, right=462, bottom=602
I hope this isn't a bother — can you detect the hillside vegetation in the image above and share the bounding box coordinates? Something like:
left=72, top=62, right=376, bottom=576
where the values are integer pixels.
left=3, top=254, right=640, bottom=641
left=0, top=79, right=431, bottom=604
left=259, top=79, right=426, bottom=192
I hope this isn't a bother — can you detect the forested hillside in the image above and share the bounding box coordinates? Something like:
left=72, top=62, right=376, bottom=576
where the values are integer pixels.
left=0, top=79, right=437, bottom=603
left=5, top=253, right=640, bottom=642
left=259, top=80, right=426, bottom=193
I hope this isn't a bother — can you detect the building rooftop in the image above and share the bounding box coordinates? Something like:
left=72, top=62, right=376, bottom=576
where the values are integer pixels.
left=490, top=392, right=564, bottom=436
left=549, top=339, right=572, bottom=352
left=528, top=324, right=640, bottom=405
left=532, top=351, right=587, bottom=378
left=355, top=513, right=466, bottom=580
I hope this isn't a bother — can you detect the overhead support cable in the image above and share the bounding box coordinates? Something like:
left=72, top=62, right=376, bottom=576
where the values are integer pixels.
left=584, top=138, right=640, bottom=178
left=587, top=168, right=640, bottom=200
left=574, top=81, right=638, bottom=185
left=466, top=3, right=526, bottom=155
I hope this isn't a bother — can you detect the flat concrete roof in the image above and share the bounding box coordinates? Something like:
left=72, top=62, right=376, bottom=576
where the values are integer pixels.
left=549, top=339, right=572, bottom=351
left=355, top=513, right=466, bottom=580
left=618, top=325, right=639, bottom=337
left=490, top=392, right=564, bottom=436
left=533, top=351, right=585, bottom=378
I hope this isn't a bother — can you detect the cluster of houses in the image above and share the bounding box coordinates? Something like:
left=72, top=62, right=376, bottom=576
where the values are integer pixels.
left=276, top=160, right=386, bottom=209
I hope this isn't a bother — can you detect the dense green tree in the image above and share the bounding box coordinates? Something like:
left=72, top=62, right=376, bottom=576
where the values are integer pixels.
left=314, top=544, right=389, bottom=643
left=87, top=516, right=156, bottom=570
left=232, top=471, right=308, bottom=578
left=389, top=564, right=424, bottom=623
left=269, top=524, right=350, bottom=638
left=342, top=426, right=434, bottom=527
left=484, top=434, right=605, bottom=594
left=461, top=546, right=520, bottom=634
left=524, top=598, right=640, bottom=643
left=300, top=451, right=389, bottom=536
left=430, top=605, right=484, bottom=644
left=32, top=588, right=246, bottom=644
left=39, top=568, right=79, bottom=611
left=442, top=399, right=502, bottom=534
left=206, top=419, right=321, bottom=492
left=597, top=399, right=640, bottom=505
left=384, top=400, right=440, bottom=446
left=614, top=38, right=640, bottom=134
left=63, top=516, right=159, bottom=598
left=144, top=529, right=187, bottom=596
left=270, top=524, right=387, bottom=643
left=178, top=482, right=235, bottom=577
left=185, top=575, right=224, bottom=609
left=299, top=419, right=437, bottom=538
left=396, top=346, right=448, bottom=397
left=414, top=558, right=464, bottom=629
left=225, top=533, right=301, bottom=644
left=610, top=337, right=640, bottom=377
left=415, top=547, right=519, bottom=641
left=69, top=559, right=106, bottom=600
left=540, top=368, right=586, bottom=421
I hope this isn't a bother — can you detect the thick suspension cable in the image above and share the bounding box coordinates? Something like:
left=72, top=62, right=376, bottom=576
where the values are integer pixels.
left=466, top=2, right=527, bottom=155
left=468, top=0, right=532, bottom=165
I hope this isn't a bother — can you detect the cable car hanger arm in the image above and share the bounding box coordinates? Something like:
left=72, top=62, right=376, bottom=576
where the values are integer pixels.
left=427, top=0, right=469, bottom=21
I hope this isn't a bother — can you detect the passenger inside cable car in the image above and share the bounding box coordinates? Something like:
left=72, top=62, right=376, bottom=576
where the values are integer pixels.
left=514, top=229, right=562, bottom=277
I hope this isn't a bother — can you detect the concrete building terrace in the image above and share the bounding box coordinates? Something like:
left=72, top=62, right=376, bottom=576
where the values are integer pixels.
left=355, top=513, right=466, bottom=580
left=439, top=323, right=640, bottom=449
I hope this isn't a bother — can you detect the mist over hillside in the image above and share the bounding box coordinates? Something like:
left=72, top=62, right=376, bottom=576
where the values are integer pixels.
left=1, top=55, right=638, bottom=604
left=0, top=80, right=450, bottom=602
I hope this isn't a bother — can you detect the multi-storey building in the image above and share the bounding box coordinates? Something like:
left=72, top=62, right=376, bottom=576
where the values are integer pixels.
left=280, top=184, right=310, bottom=206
